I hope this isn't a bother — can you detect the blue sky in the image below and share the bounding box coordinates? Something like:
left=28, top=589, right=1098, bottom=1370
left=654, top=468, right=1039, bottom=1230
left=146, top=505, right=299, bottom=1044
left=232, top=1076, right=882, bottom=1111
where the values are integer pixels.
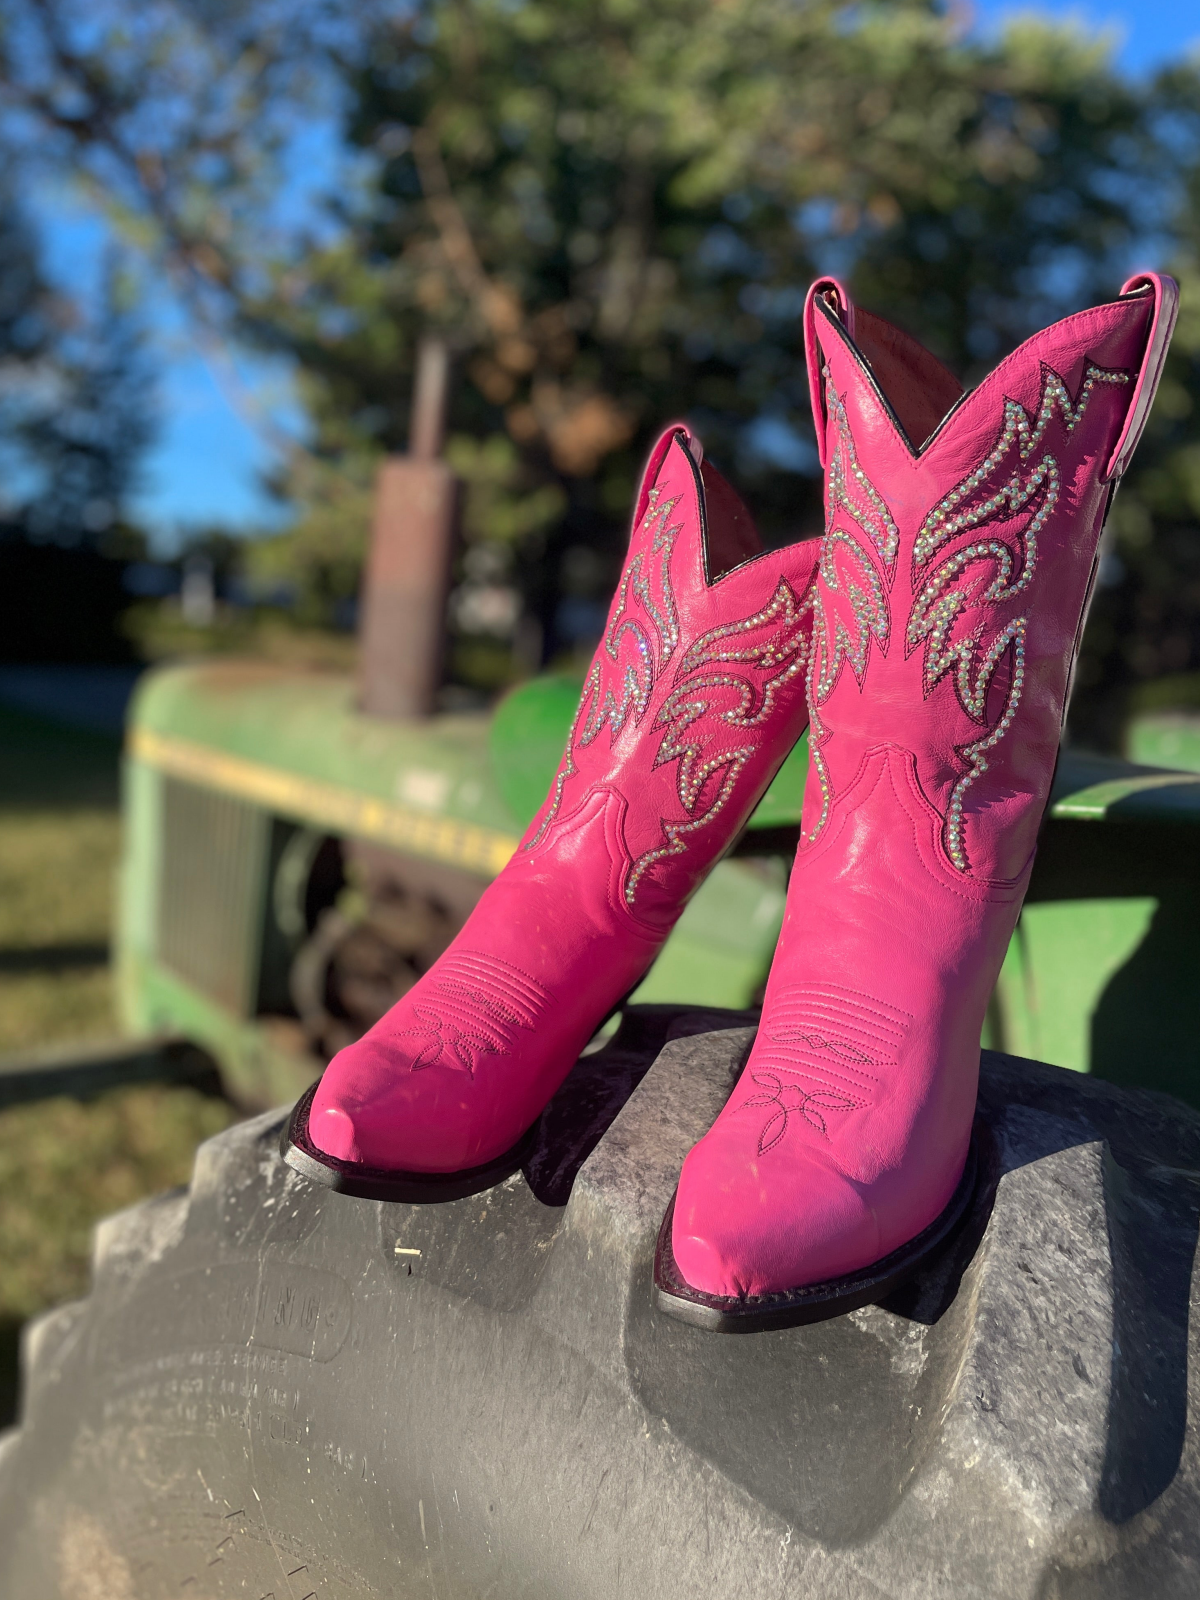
left=34, top=191, right=307, bottom=552
left=972, top=0, right=1199, bottom=74
left=37, top=0, right=1200, bottom=552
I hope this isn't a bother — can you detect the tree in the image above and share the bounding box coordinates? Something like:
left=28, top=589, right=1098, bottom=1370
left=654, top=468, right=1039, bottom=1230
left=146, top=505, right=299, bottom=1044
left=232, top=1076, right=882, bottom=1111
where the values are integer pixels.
left=0, top=160, right=154, bottom=543
left=18, top=253, right=155, bottom=543
left=3, top=0, right=1199, bottom=736
left=0, top=171, right=60, bottom=523
left=241, top=0, right=1197, bottom=705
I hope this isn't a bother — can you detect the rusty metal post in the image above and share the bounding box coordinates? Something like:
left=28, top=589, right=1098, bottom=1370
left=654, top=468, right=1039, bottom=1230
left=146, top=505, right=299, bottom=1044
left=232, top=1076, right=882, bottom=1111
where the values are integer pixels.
left=357, top=338, right=458, bottom=719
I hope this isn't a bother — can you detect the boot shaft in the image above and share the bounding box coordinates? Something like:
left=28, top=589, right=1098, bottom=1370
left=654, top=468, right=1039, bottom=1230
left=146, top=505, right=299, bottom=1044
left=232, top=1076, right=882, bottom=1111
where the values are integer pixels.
left=524, top=425, right=818, bottom=924
left=801, top=274, right=1177, bottom=883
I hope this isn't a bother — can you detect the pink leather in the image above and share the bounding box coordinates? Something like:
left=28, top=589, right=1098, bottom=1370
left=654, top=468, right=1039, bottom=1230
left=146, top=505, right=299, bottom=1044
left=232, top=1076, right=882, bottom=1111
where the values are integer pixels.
left=1106, top=273, right=1179, bottom=480
left=308, top=426, right=820, bottom=1172
left=673, top=276, right=1176, bottom=1298
left=804, top=276, right=852, bottom=467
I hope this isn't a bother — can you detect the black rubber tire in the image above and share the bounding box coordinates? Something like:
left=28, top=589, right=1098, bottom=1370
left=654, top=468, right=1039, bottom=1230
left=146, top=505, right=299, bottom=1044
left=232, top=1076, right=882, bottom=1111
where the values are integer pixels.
left=6, top=1012, right=1195, bottom=1598
left=0, top=1004, right=735, bottom=1599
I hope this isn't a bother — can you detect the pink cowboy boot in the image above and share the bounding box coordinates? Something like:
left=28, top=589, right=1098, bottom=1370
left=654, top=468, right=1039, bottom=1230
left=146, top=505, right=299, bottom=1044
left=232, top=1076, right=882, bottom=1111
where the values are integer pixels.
left=657, top=273, right=1178, bottom=1329
left=283, top=424, right=821, bottom=1200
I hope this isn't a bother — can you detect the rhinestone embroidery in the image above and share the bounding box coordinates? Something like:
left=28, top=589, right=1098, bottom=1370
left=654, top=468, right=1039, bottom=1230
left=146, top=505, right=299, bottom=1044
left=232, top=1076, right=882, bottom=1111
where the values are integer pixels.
left=647, top=581, right=809, bottom=822
left=523, top=690, right=584, bottom=851
left=802, top=378, right=895, bottom=845
left=914, top=363, right=1128, bottom=567
left=524, top=486, right=683, bottom=850
left=827, top=384, right=899, bottom=568
left=623, top=759, right=749, bottom=904
left=812, top=529, right=889, bottom=700
left=624, top=578, right=813, bottom=904
left=909, top=359, right=1127, bottom=872
left=943, top=619, right=1026, bottom=871
left=907, top=509, right=1045, bottom=707
left=579, top=487, right=682, bottom=748
left=525, top=468, right=814, bottom=902
left=802, top=722, right=834, bottom=846
left=678, top=576, right=810, bottom=683
left=632, top=485, right=681, bottom=664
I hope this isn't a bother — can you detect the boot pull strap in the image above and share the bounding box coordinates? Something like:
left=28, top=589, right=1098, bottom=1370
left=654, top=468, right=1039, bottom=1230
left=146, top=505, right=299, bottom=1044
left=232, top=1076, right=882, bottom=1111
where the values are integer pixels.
left=633, top=424, right=693, bottom=531
left=803, top=277, right=854, bottom=468
left=1105, top=272, right=1179, bottom=483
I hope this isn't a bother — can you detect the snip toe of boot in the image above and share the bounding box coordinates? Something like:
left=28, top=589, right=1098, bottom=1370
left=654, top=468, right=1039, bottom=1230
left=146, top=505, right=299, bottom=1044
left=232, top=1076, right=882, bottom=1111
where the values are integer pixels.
left=671, top=1128, right=881, bottom=1299
left=306, top=1035, right=497, bottom=1173
left=306, top=1100, right=364, bottom=1163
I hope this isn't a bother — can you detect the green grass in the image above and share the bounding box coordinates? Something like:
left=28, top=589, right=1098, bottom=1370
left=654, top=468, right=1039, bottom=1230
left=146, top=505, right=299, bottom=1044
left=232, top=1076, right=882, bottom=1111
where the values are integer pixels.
left=0, top=703, right=121, bottom=1055
left=0, top=701, right=237, bottom=1428
left=0, top=811, right=119, bottom=1053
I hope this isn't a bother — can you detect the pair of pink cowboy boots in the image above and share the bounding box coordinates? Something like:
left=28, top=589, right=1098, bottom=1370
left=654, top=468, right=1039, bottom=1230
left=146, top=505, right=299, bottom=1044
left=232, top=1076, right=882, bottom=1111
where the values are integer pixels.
left=284, top=272, right=1177, bottom=1329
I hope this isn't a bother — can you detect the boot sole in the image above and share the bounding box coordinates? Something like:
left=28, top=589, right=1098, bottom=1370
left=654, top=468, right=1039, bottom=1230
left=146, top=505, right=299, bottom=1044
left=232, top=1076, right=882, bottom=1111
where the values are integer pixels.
left=653, top=1132, right=979, bottom=1332
left=280, top=1081, right=536, bottom=1203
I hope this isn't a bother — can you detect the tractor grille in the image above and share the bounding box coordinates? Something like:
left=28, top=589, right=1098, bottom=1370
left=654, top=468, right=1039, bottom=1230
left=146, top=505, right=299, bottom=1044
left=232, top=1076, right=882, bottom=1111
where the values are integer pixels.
left=157, top=778, right=270, bottom=1015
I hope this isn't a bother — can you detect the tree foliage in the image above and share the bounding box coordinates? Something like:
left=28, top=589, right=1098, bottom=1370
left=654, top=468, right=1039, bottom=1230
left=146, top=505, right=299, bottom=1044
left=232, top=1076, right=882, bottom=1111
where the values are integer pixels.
left=0, top=166, right=153, bottom=543
left=2, top=0, right=1199, bottom=734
